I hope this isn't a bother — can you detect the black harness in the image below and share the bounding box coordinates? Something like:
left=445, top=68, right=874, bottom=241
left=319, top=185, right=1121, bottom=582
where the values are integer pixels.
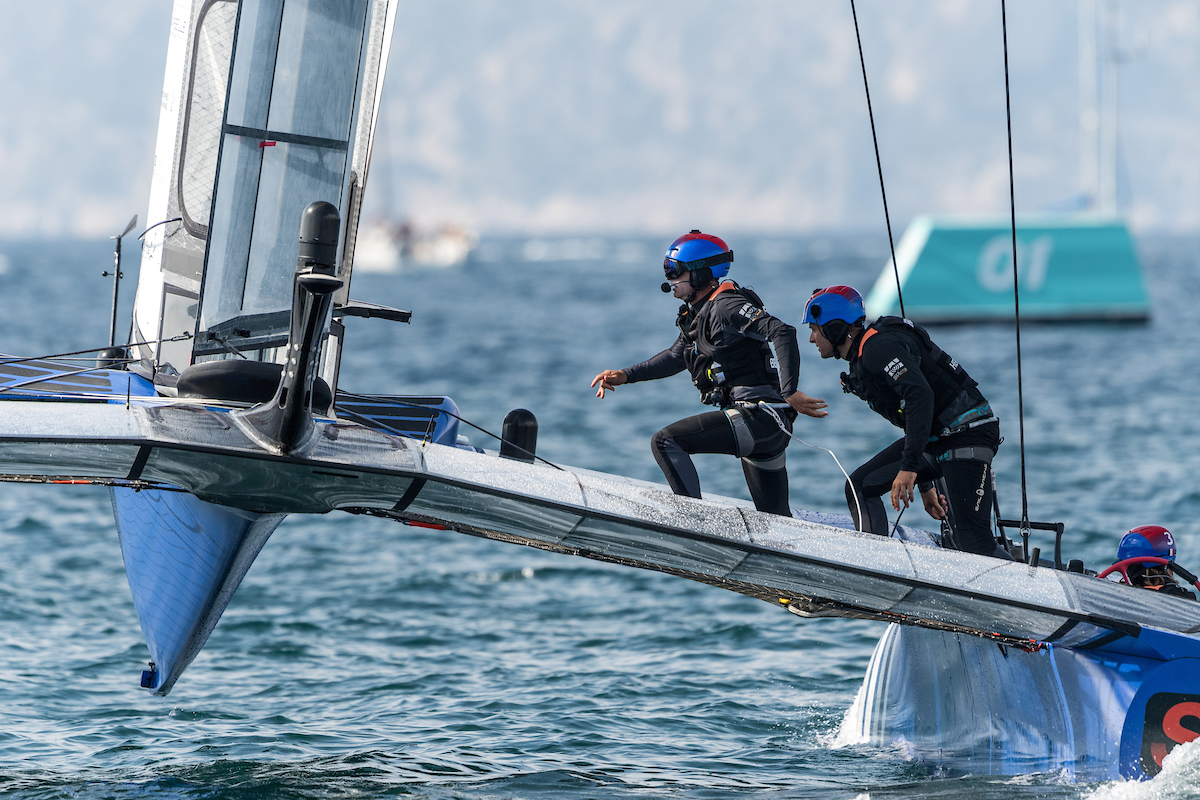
left=677, top=283, right=780, bottom=407
left=842, top=317, right=990, bottom=436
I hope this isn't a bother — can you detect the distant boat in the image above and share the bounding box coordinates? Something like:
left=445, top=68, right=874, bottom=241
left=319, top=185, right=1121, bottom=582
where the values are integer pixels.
left=865, top=0, right=1147, bottom=324
left=353, top=218, right=478, bottom=273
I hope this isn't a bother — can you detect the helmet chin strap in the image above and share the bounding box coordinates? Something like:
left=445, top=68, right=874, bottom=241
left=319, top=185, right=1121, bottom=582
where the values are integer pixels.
left=822, top=321, right=850, bottom=356
left=690, top=280, right=719, bottom=302
left=688, top=266, right=715, bottom=289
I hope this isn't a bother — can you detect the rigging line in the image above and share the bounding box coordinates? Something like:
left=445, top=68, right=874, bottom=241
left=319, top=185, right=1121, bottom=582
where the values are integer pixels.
left=757, top=403, right=865, bottom=532
left=0, top=333, right=193, bottom=367
left=335, top=391, right=565, bottom=472
left=1000, top=0, right=1030, bottom=532
left=850, top=0, right=903, bottom=318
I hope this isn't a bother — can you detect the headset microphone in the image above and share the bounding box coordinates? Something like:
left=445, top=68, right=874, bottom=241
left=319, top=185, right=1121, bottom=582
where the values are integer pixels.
left=661, top=282, right=671, bottom=293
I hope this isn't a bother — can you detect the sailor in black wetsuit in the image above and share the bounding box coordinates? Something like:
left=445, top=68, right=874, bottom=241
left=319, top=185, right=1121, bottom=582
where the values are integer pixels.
left=803, top=286, right=1006, bottom=557
left=591, top=231, right=827, bottom=516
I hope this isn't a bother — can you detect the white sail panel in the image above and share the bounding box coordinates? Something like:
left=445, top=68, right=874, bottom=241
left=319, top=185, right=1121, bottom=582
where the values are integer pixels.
left=179, top=2, right=238, bottom=237
left=134, top=0, right=240, bottom=375
left=199, top=0, right=368, bottom=355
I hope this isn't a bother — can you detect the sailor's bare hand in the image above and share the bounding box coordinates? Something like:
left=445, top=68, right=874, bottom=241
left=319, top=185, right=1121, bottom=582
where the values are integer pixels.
left=591, top=369, right=627, bottom=398
left=890, top=470, right=917, bottom=511
left=785, top=391, right=828, bottom=418
left=921, top=486, right=948, bottom=520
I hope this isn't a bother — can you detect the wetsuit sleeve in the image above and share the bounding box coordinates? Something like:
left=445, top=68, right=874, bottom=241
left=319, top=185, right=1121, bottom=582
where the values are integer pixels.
left=750, top=315, right=800, bottom=396
left=860, top=339, right=935, bottom=473
left=623, top=334, right=688, bottom=383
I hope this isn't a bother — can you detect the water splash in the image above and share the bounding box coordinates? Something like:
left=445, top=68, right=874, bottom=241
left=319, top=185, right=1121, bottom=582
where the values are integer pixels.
left=1085, top=739, right=1200, bottom=800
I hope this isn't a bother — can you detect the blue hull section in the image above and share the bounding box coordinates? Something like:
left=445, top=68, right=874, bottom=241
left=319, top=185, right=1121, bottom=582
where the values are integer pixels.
left=111, top=488, right=285, bottom=695
left=0, top=356, right=156, bottom=400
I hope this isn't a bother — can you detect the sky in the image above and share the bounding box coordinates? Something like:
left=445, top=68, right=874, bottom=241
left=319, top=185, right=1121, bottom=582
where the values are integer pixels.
left=2, top=0, right=1198, bottom=239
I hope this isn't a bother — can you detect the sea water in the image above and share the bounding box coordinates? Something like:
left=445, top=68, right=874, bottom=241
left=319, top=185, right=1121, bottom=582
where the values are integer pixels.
left=1, top=234, right=1199, bottom=800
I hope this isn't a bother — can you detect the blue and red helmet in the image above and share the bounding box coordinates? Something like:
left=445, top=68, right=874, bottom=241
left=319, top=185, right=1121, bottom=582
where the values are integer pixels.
left=663, top=230, right=733, bottom=288
left=803, top=285, right=866, bottom=347
left=1117, top=525, right=1177, bottom=566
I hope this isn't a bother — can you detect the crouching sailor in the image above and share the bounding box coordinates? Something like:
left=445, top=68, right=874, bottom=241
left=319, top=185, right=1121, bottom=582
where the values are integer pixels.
left=591, top=230, right=827, bottom=516
left=804, top=286, right=1005, bottom=557
left=1115, top=526, right=1198, bottom=600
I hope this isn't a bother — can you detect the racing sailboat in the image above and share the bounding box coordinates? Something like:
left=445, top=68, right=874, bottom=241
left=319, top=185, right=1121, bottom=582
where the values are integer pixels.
left=0, top=0, right=1197, bottom=783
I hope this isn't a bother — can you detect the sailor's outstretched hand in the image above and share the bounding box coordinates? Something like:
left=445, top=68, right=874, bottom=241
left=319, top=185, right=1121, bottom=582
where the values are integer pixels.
left=591, top=369, right=627, bottom=398
left=785, top=391, right=828, bottom=418
left=891, top=470, right=917, bottom=511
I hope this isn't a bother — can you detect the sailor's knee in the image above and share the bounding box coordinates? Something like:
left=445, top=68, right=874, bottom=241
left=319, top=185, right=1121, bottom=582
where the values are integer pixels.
left=743, top=450, right=786, bottom=472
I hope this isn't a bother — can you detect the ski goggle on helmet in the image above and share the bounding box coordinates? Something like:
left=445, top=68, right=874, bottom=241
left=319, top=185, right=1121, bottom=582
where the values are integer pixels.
left=661, top=231, right=734, bottom=284
left=1117, top=525, right=1177, bottom=566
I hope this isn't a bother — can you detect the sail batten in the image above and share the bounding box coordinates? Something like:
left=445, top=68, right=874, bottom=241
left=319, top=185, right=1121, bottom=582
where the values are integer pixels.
left=223, top=124, right=349, bottom=150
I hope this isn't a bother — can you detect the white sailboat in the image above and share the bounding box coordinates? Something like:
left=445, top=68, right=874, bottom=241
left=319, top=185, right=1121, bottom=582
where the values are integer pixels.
left=351, top=218, right=478, bottom=273
left=0, top=0, right=1196, bottom=783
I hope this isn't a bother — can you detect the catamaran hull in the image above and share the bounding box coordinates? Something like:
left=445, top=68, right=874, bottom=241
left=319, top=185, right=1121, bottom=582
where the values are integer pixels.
left=848, top=623, right=1200, bottom=780
left=112, top=487, right=285, bottom=695
left=3, top=398, right=1195, bottom=644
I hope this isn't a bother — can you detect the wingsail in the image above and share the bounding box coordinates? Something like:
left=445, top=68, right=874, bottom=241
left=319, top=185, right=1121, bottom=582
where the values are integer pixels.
left=133, top=0, right=396, bottom=387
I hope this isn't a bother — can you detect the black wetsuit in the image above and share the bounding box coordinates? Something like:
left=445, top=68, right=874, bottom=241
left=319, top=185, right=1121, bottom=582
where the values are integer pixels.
left=623, top=282, right=801, bottom=516
left=841, top=317, right=1003, bottom=556
left=1128, top=565, right=1198, bottom=601
left=1145, top=582, right=1198, bottom=601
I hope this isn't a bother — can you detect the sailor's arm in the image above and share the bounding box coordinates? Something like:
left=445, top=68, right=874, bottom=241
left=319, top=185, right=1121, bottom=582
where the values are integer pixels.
left=591, top=335, right=687, bottom=398
left=753, top=315, right=827, bottom=418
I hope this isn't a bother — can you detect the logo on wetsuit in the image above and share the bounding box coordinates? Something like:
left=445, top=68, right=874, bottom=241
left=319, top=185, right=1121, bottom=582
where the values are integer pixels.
left=884, top=358, right=908, bottom=381
left=738, top=303, right=763, bottom=321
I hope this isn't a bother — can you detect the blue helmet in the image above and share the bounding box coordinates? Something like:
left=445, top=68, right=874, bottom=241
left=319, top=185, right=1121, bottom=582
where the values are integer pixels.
left=803, top=285, right=866, bottom=347
left=662, top=231, right=733, bottom=288
left=1117, top=525, right=1177, bottom=566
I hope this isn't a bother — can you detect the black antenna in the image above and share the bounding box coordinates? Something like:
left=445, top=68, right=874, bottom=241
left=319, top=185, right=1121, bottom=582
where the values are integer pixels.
left=104, top=215, right=138, bottom=347
left=850, top=0, right=904, bottom=318
left=1000, top=0, right=1031, bottom=556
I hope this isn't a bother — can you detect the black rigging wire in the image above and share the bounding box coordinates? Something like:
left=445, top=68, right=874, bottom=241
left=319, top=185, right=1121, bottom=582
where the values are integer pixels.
left=0, top=333, right=191, bottom=367
left=850, top=0, right=904, bottom=319
left=999, top=0, right=1031, bottom=536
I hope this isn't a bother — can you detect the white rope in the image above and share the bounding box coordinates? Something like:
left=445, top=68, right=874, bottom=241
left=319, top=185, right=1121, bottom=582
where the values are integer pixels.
left=756, top=403, right=865, bottom=532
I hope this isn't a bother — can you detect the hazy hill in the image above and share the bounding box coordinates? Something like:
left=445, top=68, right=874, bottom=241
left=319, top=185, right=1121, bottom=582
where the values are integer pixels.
left=2, top=0, right=1197, bottom=238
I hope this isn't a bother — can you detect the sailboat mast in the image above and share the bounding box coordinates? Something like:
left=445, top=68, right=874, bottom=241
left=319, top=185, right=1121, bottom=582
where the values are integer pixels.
left=1078, top=0, right=1099, bottom=211
left=1098, top=0, right=1121, bottom=215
